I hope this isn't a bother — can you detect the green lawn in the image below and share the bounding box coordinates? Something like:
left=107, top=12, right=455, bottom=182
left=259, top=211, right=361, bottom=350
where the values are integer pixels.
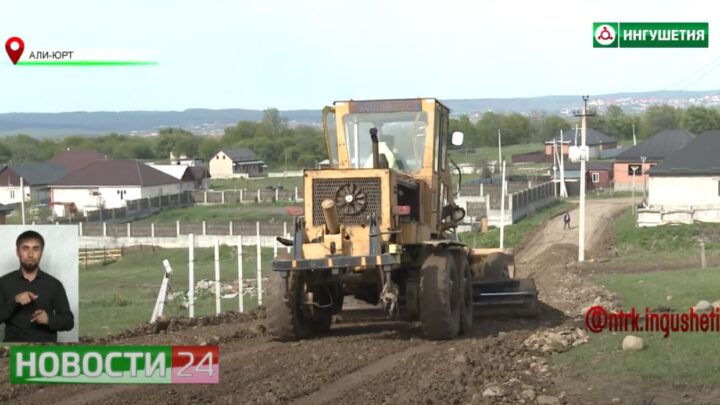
left=458, top=200, right=573, bottom=249
left=79, top=245, right=277, bottom=338
left=613, top=208, right=720, bottom=259
left=556, top=267, right=720, bottom=385
left=132, top=202, right=298, bottom=224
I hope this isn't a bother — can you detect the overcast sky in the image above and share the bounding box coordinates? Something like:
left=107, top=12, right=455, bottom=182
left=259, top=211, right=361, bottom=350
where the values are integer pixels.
left=1, top=0, right=719, bottom=112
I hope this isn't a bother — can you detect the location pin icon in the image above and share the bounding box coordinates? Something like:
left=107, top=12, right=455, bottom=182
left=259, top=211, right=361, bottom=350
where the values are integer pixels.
left=5, top=37, right=25, bottom=65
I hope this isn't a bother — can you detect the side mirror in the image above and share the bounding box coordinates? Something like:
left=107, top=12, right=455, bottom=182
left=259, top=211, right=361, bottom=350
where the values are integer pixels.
left=451, top=131, right=464, bottom=146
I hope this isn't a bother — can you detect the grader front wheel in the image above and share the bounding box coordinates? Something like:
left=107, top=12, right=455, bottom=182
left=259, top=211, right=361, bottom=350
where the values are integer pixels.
left=267, top=270, right=314, bottom=341
left=419, top=251, right=461, bottom=340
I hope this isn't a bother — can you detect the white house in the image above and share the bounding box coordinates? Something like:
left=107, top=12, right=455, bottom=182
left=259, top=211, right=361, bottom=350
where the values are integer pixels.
left=639, top=131, right=720, bottom=226
left=147, top=164, right=197, bottom=192
left=209, top=148, right=266, bottom=179
left=50, top=160, right=182, bottom=216
left=0, top=163, right=69, bottom=205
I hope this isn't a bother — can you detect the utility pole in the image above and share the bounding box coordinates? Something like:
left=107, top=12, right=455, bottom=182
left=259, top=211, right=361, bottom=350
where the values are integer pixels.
left=497, top=129, right=502, bottom=176
left=499, top=160, right=506, bottom=249
left=640, top=156, right=647, bottom=206
left=20, top=176, right=25, bottom=225
left=574, top=96, right=595, bottom=262
left=631, top=166, right=637, bottom=219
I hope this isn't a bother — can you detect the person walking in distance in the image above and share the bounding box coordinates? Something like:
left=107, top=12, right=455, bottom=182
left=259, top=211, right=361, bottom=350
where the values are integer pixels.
left=563, top=211, right=571, bottom=230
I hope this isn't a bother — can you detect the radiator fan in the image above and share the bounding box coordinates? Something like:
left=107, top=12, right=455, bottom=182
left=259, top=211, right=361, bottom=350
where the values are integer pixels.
left=335, top=183, right=367, bottom=215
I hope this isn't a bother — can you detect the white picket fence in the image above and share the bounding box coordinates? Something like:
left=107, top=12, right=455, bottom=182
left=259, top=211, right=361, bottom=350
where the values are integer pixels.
left=151, top=233, right=291, bottom=322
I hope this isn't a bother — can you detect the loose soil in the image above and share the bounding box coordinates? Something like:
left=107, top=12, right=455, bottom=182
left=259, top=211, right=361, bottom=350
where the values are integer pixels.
left=1, top=199, right=710, bottom=404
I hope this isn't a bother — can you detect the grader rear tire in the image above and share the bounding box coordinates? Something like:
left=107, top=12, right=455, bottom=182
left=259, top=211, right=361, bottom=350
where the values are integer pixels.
left=419, top=251, right=461, bottom=340
left=268, top=270, right=313, bottom=341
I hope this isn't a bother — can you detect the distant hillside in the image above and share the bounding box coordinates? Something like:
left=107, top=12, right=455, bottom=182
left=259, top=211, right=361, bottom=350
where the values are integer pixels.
left=2, top=89, right=719, bottom=138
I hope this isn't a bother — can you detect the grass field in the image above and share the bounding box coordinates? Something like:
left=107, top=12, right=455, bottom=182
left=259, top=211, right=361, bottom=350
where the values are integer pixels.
left=132, top=202, right=298, bottom=223
left=79, top=245, right=277, bottom=337
left=458, top=200, right=573, bottom=249
left=555, top=267, right=720, bottom=385
left=612, top=208, right=720, bottom=261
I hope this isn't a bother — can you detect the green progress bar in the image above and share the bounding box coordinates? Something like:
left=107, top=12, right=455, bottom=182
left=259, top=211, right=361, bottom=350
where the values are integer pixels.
left=16, top=61, right=157, bottom=66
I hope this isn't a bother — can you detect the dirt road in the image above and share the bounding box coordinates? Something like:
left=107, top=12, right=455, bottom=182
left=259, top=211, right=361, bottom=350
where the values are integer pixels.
left=0, top=199, right=651, bottom=405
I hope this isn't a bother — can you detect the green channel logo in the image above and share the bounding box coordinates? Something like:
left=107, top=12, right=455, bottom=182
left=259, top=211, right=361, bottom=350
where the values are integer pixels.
left=594, top=22, right=708, bottom=48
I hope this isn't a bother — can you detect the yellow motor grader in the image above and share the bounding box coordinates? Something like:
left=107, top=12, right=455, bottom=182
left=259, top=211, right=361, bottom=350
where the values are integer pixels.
left=269, top=98, right=538, bottom=340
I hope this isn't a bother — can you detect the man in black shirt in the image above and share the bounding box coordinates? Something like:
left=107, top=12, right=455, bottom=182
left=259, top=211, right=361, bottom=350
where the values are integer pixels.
left=0, top=230, right=74, bottom=342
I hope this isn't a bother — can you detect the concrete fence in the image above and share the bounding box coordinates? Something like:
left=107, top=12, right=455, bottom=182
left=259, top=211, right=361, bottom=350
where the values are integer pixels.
left=79, top=220, right=291, bottom=239
left=191, top=187, right=303, bottom=205
left=638, top=205, right=720, bottom=227
left=457, top=181, right=557, bottom=230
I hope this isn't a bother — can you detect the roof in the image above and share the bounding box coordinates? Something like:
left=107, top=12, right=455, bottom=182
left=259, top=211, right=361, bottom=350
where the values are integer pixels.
left=49, top=149, right=106, bottom=172
left=53, top=160, right=180, bottom=187
left=0, top=203, right=13, bottom=213
left=564, top=162, right=613, bottom=172
left=188, top=166, right=207, bottom=180
left=649, top=131, right=720, bottom=176
left=218, top=148, right=261, bottom=162
left=615, top=129, right=695, bottom=162
left=147, top=164, right=192, bottom=181
left=545, top=128, right=616, bottom=146
left=1, top=163, right=68, bottom=185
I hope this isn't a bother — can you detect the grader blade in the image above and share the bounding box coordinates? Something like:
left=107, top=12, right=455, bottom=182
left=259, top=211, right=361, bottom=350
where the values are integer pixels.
left=472, top=278, right=539, bottom=317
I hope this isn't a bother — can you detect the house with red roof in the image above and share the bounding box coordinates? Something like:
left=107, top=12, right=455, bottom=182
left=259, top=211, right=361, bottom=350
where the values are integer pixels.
left=49, top=160, right=181, bottom=216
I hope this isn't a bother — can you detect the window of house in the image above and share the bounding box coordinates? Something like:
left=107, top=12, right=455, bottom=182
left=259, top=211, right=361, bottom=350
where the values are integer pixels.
left=628, top=164, right=642, bottom=175
left=9, top=190, right=14, bottom=199
left=591, top=172, right=600, bottom=183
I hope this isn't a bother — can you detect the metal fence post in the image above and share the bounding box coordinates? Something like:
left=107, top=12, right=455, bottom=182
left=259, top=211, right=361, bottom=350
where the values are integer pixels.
left=238, top=235, right=244, bottom=313
left=256, top=221, right=262, bottom=306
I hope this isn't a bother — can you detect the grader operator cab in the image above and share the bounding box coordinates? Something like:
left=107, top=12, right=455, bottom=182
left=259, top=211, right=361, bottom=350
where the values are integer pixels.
left=269, top=98, right=538, bottom=340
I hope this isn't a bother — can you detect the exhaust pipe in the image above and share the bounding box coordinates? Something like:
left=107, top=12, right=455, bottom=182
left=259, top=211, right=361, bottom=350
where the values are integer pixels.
left=322, top=199, right=340, bottom=234
left=370, top=127, right=379, bottom=169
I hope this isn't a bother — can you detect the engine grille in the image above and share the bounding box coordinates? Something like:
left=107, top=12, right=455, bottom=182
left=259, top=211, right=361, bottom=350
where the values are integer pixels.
left=312, top=178, right=382, bottom=226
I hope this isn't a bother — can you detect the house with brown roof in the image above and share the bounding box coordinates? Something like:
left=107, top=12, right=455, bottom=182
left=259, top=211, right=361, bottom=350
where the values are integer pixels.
left=49, top=160, right=181, bottom=216
left=147, top=164, right=208, bottom=191
left=209, top=148, right=266, bottom=179
left=0, top=163, right=69, bottom=205
left=49, top=149, right=106, bottom=172
left=612, top=129, right=694, bottom=192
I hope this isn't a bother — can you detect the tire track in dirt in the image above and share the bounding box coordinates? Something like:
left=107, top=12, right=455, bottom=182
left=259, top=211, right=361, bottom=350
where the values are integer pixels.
left=291, top=342, right=434, bottom=405
left=1, top=199, right=634, bottom=405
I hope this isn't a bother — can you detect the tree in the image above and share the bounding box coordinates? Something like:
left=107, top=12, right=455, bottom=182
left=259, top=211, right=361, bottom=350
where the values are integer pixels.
left=198, top=137, right=222, bottom=160
left=0, top=142, right=11, bottom=163
left=5, top=134, right=41, bottom=162
left=261, top=108, right=287, bottom=138
left=450, top=115, right=478, bottom=148
left=475, top=112, right=504, bottom=146
left=603, top=105, right=635, bottom=140
left=643, top=105, right=682, bottom=138
left=679, top=106, right=720, bottom=134
left=155, top=128, right=196, bottom=158
left=501, top=113, right=532, bottom=145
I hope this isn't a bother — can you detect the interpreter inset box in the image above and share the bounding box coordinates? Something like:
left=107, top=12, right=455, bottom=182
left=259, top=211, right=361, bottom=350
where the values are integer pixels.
left=0, top=225, right=79, bottom=343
